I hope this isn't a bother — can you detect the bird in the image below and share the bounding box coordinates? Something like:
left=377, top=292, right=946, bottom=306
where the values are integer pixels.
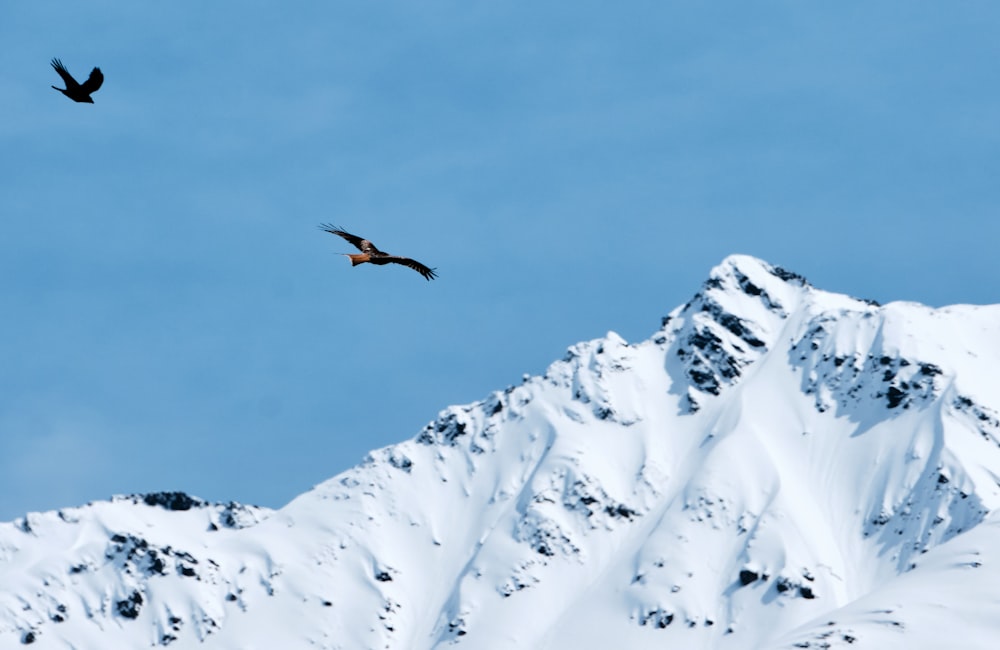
left=50, top=58, right=104, bottom=103
left=320, top=225, right=438, bottom=281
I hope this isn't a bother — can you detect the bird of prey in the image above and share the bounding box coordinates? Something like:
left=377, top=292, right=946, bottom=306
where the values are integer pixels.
left=50, top=58, right=104, bottom=103
left=320, top=225, right=438, bottom=281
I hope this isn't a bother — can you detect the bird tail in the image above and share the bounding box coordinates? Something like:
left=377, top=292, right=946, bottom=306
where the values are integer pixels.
left=343, top=253, right=368, bottom=266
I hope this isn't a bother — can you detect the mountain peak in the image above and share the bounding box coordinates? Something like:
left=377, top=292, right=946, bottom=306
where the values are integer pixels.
left=664, top=254, right=812, bottom=334
left=653, top=255, right=812, bottom=411
left=2, top=256, right=1000, bottom=649
left=711, top=253, right=810, bottom=291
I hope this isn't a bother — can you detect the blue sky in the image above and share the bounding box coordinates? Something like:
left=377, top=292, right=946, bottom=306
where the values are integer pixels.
left=2, top=2, right=998, bottom=520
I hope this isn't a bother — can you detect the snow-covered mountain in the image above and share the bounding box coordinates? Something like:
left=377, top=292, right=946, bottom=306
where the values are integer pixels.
left=3, top=254, right=1000, bottom=649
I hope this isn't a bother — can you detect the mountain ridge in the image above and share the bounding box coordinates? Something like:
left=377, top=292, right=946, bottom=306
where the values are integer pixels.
left=2, top=254, right=999, bottom=649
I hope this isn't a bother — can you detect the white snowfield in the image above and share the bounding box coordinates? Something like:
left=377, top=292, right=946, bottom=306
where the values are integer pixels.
left=2, top=254, right=1000, bottom=650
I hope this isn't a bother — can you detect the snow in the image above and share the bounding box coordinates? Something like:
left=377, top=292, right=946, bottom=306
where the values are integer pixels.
left=2, top=254, right=1000, bottom=649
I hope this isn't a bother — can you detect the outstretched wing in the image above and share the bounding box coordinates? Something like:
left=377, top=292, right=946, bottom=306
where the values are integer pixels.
left=50, top=58, right=80, bottom=90
left=81, top=67, right=104, bottom=94
left=384, top=256, right=438, bottom=281
left=319, top=224, right=368, bottom=251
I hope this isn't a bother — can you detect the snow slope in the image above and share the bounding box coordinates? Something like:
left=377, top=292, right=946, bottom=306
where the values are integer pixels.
left=2, top=254, right=1000, bottom=649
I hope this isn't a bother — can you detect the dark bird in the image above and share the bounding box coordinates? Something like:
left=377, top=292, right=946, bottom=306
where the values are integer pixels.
left=320, top=225, right=438, bottom=281
left=50, top=58, right=104, bottom=103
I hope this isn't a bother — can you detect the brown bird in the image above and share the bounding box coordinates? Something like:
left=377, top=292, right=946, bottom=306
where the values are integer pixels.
left=50, top=58, right=104, bottom=103
left=320, top=225, right=438, bottom=281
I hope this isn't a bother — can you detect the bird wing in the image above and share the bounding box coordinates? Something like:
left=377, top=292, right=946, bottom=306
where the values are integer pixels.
left=80, top=67, right=104, bottom=94
left=383, top=256, right=438, bottom=281
left=319, top=224, right=368, bottom=252
left=50, top=58, right=79, bottom=89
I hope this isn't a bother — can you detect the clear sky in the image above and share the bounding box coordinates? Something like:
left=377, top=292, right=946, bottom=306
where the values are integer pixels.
left=1, top=2, right=998, bottom=521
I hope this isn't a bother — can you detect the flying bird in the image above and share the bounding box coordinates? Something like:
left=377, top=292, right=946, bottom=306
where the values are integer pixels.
left=50, top=58, right=104, bottom=103
left=320, top=225, right=438, bottom=281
